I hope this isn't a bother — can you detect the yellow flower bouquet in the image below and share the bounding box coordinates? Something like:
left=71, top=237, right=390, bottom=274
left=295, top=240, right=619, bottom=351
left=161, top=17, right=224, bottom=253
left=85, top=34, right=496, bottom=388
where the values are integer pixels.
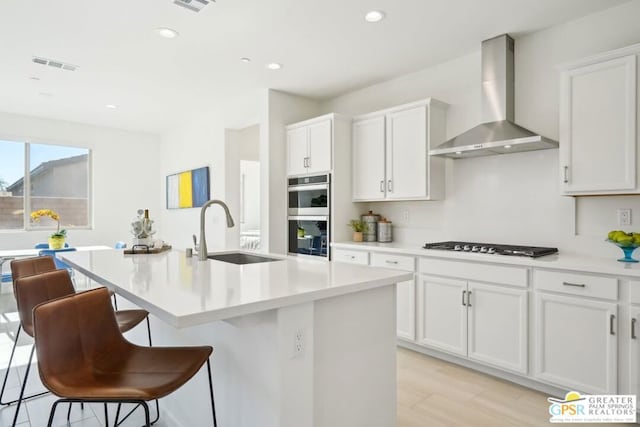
left=31, top=209, right=67, bottom=248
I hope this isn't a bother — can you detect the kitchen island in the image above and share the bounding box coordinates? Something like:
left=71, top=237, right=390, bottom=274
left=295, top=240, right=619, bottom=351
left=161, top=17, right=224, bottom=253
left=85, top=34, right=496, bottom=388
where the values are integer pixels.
left=62, top=249, right=412, bottom=427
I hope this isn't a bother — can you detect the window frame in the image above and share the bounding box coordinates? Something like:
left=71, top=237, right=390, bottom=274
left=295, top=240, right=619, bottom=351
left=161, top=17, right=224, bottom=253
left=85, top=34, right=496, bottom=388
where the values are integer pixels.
left=0, top=136, right=93, bottom=232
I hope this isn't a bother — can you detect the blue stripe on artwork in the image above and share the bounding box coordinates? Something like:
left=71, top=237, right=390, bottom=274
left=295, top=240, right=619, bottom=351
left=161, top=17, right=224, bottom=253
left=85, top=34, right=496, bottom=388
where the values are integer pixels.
left=191, top=167, right=210, bottom=208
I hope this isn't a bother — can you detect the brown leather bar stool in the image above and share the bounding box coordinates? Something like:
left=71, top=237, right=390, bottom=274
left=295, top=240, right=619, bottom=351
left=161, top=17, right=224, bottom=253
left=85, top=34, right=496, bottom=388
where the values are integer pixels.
left=0, top=258, right=152, bottom=426
left=32, top=287, right=217, bottom=427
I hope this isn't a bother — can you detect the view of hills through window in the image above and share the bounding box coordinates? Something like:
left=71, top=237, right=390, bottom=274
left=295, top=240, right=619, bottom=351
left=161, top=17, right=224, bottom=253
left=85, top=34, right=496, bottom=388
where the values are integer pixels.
left=0, top=140, right=90, bottom=230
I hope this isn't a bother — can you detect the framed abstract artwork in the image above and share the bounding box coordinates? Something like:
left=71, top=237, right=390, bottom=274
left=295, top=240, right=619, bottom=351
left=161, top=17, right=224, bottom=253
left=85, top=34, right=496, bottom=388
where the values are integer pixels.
left=166, top=166, right=210, bottom=209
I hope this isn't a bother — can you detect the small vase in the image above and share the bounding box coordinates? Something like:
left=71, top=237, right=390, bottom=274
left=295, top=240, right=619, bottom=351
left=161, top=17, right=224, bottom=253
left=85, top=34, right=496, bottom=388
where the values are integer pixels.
left=133, top=237, right=151, bottom=247
left=48, top=236, right=66, bottom=250
left=352, top=231, right=363, bottom=242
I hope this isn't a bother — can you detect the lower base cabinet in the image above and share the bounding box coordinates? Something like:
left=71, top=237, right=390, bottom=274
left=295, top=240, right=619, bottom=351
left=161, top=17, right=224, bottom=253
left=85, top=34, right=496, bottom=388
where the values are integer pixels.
left=628, top=306, right=640, bottom=397
left=534, top=292, right=617, bottom=394
left=417, top=275, right=528, bottom=374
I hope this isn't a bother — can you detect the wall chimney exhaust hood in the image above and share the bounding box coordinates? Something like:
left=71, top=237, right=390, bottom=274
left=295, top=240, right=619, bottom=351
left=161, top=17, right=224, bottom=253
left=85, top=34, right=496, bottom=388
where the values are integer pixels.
left=429, top=34, right=558, bottom=159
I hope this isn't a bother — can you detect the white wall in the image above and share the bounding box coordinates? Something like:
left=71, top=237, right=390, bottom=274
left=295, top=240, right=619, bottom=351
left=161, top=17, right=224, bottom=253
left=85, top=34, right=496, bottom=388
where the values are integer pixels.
left=320, top=0, right=640, bottom=257
left=0, top=111, right=161, bottom=249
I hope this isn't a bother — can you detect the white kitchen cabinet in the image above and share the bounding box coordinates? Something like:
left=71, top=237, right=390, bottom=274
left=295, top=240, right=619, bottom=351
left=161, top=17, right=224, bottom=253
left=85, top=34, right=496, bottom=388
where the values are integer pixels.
left=352, top=116, right=386, bottom=200
left=629, top=306, right=640, bottom=399
left=559, top=44, right=639, bottom=195
left=371, top=252, right=416, bottom=341
left=534, top=292, right=617, bottom=394
left=418, top=275, right=467, bottom=356
left=287, top=117, right=332, bottom=176
left=467, top=281, right=528, bottom=374
left=417, top=274, right=528, bottom=373
left=352, top=98, right=447, bottom=201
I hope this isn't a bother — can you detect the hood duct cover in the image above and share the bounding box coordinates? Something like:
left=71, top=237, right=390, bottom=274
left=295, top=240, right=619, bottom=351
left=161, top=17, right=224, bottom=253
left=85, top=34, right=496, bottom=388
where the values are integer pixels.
left=430, top=34, right=558, bottom=159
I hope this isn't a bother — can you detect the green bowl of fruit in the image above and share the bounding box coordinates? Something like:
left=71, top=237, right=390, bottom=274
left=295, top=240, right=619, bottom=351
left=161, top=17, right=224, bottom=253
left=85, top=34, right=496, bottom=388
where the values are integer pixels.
left=606, top=230, right=640, bottom=263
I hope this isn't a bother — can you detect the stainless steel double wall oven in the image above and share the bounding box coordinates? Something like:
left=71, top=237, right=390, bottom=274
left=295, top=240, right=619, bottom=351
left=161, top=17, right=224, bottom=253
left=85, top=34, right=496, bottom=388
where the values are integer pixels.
left=288, top=174, right=330, bottom=258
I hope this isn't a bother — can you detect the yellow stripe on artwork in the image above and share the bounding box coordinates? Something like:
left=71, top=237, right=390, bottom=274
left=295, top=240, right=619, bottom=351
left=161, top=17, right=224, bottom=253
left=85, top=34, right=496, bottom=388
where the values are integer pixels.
left=178, top=171, right=193, bottom=208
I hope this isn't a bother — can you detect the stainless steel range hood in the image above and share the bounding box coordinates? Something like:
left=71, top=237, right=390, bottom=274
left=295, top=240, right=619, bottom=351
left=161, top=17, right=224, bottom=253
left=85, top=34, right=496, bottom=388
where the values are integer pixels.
left=430, top=34, right=558, bottom=159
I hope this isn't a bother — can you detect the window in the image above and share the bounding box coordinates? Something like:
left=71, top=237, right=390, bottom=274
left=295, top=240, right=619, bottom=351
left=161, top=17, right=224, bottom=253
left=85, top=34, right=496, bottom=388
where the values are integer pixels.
left=0, top=140, right=91, bottom=231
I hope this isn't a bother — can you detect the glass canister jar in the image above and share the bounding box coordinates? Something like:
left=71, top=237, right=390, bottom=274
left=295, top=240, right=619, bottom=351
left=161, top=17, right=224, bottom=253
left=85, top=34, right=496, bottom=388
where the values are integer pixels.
left=377, top=218, right=393, bottom=243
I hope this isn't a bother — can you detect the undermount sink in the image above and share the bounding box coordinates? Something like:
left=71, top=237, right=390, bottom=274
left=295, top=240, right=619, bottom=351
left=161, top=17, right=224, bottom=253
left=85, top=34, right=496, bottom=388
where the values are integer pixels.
left=207, top=252, right=282, bottom=265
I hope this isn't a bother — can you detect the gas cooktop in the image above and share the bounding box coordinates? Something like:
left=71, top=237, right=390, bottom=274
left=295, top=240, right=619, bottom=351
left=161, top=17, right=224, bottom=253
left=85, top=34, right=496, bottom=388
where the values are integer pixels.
left=422, top=241, right=558, bottom=258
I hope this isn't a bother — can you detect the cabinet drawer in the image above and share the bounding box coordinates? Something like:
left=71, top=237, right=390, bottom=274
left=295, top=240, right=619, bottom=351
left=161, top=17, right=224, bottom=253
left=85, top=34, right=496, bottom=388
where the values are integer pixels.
left=371, top=253, right=415, bottom=272
left=533, top=269, right=618, bottom=300
left=332, top=249, right=369, bottom=265
left=419, top=257, right=528, bottom=287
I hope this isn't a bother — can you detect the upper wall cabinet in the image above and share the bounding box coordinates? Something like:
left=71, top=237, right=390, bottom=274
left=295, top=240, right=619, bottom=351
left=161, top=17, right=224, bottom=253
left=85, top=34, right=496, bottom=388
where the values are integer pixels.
left=287, top=116, right=332, bottom=176
left=352, top=98, right=448, bottom=201
left=559, top=44, right=639, bottom=195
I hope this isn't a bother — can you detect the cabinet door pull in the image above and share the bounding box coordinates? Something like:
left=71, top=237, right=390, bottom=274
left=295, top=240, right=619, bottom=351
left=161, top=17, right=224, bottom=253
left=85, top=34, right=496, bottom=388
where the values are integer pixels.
left=563, top=166, right=569, bottom=184
left=307, top=157, right=311, bottom=168
left=385, top=260, right=398, bottom=265
left=632, top=318, right=637, bottom=339
left=467, top=291, right=472, bottom=307
left=610, top=314, right=616, bottom=335
left=387, top=180, right=393, bottom=192
left=562, top=281, right=585, bottom=288
left=303, top=157, right=307, bottom=168
left=462, top=290, right=466, bottom=307
left=380, top=180, right=385, bottom=193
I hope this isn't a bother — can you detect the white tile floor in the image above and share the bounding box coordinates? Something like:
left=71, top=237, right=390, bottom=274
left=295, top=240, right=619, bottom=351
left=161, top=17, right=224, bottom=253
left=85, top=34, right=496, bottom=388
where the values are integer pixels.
left=0, top=281, right=172, bottom=427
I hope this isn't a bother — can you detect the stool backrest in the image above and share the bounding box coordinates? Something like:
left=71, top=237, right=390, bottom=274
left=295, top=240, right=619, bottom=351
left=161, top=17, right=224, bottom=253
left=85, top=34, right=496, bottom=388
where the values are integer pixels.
left=14, top=269, right=75, bottom=337
left=33, top=287, right=126, bottom=391
left=10, top=256, right=57, bottom=295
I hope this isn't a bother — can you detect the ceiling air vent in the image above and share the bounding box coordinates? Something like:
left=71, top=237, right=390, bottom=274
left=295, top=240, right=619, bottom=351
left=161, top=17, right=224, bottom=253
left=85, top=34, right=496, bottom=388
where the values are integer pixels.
left=173, top=0, right=213, bottom=12
left=32, top=56, right=78, bottom=72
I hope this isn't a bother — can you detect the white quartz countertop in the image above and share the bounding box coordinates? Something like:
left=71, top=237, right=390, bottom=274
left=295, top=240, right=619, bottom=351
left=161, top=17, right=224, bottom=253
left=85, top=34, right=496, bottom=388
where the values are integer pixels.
left=62, top=249, right=412, bottom=328
left=332, top=241, right=640, bottom=279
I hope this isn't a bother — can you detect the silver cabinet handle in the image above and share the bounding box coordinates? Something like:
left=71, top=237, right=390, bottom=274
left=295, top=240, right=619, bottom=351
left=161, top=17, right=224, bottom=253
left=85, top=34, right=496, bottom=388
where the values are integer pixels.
left=307, top=157, right=311, bottom=168
left=562, top=281, right=585, bottom=288
left=610, top=314, right=616, bottom=335
left=303, top=157, right=307, bottom=168
left=632, top=318, right=637, bottom=339
left=385, top=260, right=398, bottom=265
left=462, top=290, right=466, bottom=306
left=467, top=290, right=472, bottom=307
left=380, top=180, right=384, bottom=193
left=563, top=166, right=569, bottom=184
left=387, top=180, right=393, bottom=192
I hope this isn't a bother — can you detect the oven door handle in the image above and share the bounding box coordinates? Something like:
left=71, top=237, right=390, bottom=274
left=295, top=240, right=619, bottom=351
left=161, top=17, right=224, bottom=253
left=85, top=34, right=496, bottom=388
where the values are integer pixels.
left=287, top=184, right=330, bottom=192
left=288, top=215, right=330, bottom=221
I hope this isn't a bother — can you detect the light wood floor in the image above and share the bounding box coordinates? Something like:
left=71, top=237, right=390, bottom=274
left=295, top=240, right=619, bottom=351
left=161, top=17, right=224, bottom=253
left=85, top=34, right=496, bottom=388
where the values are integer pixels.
left=397, top=347, right=633, bottom=427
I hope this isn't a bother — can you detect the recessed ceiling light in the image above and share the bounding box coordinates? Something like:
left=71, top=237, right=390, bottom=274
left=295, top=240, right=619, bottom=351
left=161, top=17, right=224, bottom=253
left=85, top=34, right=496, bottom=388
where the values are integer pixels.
left=29, top=76, right=40, bottom=81
left=455, top=151, right=462, bottom=155
left=365, top=10, right=385, bottom=23
left=240, top=57, right=251, bottom=63
left=39, top=92, right=53, bottom=98
left=155, top=27, right=179, bottom=39
left=504, top=145, right=512, bottom=149
left=266, top=62, right=282, bottom=70
left=105, top=104, right=117, bottom=109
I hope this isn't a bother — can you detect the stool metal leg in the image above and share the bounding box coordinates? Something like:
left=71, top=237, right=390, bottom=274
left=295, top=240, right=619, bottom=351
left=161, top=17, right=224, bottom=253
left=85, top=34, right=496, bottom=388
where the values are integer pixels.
left=11, top=345, right=36, bottom=426
left=206, top=359, right=217, bottom=427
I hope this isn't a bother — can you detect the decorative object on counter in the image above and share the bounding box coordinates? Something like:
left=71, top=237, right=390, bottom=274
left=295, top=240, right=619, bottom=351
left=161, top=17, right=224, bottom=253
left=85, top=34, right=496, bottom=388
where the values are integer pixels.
left=297, top=226, right=305, bottom=238
left=606, top=230, right=640, bottom=263
left=348, top=219, right=368, bottom=242
left=124, top=244, right=172, bottom=254
left=361, top=211, right=380, bottom=242
left=166, top=166, right=210, bottom=209
left=377, top=217, right=393, bottom=242
left=30, top=209, right=67, bottom=249
left=131, top=209, right=156, bottom=246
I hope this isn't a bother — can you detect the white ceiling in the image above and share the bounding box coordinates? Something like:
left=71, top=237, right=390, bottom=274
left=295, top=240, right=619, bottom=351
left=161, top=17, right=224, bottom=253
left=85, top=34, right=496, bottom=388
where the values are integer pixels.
left=0, top=0, right=629, bottom=134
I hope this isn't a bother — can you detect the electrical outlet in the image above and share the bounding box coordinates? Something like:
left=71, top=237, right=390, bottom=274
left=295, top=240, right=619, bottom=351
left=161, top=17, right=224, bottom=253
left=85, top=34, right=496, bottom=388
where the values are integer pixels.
left=618, top=208, right=632, bottom=226
left=402, top=211, right=409, bottom=222
left=293, top=328, right=304, bottom=358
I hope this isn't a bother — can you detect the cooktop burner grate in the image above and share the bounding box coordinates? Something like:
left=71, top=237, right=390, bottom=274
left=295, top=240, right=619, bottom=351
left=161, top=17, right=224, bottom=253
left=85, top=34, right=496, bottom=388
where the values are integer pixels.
left=422, top=241, right=558, bottom=258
